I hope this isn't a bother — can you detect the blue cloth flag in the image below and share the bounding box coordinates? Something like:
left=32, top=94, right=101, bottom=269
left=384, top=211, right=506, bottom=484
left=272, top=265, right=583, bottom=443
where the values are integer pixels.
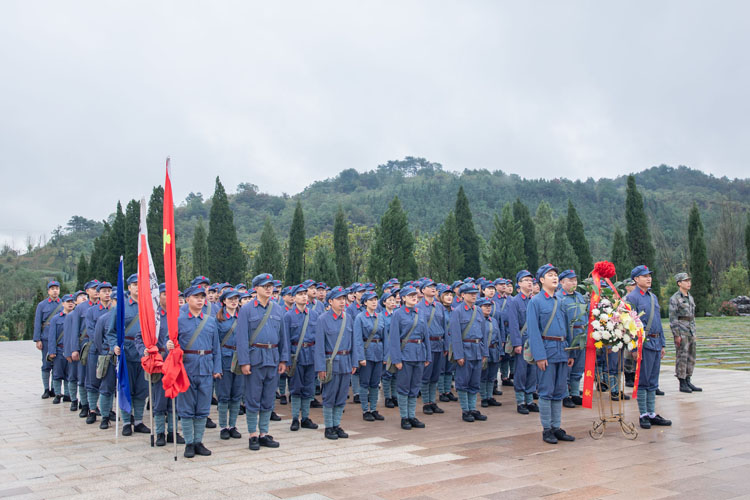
left=116, top=257, right=132, bottom=414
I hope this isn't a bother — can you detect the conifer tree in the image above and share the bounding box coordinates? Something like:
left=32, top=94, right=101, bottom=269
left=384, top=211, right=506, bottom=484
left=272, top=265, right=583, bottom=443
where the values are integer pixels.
left=208, top=177, right=246, bottom=283
left=367, top=196, right=418, bottom=283
left=745, top=214, right=750, bottom=283
left=566, top=200, right=594, bottom=276
left=254, top=216, right=284, bottom=279
left=551, top=218, right=580, bottom=273
left=513, top=198, right=539, bottom=272
left=285, top=200, right=306, bottom=285
left=688, top=203, right=711, bottom=316
left=310, top=246, right=339, bottom=286
left=124, top=199, right=140, bottom=276
left=625, top=175, right=660, bottom=299
left=76, top=254, right=89, bottom=290
left=107, top=202, right=126, bottom=283
left=429, top=211, right=463, bottom=283
left=89, top=222, right=111, bottom=282
left=534, top=201, right=555, bottom=264
left=146, top=185, right=165, bottom=281
left=454, top=186, right=480, bottom=278
left=333, top=206, right=353, bottom=285
left=487, top=203, right=526, bottom=279
left=610, top=227, right=630, bottom=279
left=192, top=217, right=209, bottom=277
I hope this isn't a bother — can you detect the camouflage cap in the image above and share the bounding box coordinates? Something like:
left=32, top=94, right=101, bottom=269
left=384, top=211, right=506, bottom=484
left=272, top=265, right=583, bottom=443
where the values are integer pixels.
left=674, top=272, right=690, bottom=282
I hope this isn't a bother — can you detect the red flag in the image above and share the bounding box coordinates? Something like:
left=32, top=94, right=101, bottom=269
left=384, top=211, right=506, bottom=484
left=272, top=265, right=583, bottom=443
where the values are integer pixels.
left=138, top=198, right=164, bottom=375
left=160, top=157, right=190, bottom=398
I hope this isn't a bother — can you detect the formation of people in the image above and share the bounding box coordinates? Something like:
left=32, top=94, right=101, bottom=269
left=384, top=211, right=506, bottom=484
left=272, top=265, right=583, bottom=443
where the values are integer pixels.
left=32, top=263, right=700, bottom=457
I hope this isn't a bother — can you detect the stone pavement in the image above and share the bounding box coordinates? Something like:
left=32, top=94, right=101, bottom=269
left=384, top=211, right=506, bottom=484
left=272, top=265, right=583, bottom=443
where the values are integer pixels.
left=1, top=341, right=750, bottom=500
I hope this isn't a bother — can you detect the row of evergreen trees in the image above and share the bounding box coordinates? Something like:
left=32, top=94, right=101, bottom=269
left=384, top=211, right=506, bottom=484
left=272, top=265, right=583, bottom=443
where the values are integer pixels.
left=74, top=174, right=713, bottom=316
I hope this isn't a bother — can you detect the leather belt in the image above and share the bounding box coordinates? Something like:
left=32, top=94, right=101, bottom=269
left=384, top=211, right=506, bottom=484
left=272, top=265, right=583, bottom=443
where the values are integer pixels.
left=542, top=336, right=564, bottom=341
left=489, top=343, right=499, bottom=348
left=407, top=339, right=423, bottom=344
left=647, top=333, right=660, bottom=338
left=184, top=349, right=212, bottom=355
left=252, top=343, right=278, bottom=349
left=124, top=336, right=136, bottom=341
left=224, top=345, right=236, bottom=350
left=678, top=316, right=694, bottom=321
left=326, top=350, right=351, bottom=355
left=429, top=336, right=442, bottom=341
left=366, top=339, right=381, bottom=343
left=463, top=339, right=481, bottom=344
left=158, top=347, right=165, bottom=353
left=291, top=341, right=315, bottom=347
left=57, top=343, right=64, bottom=348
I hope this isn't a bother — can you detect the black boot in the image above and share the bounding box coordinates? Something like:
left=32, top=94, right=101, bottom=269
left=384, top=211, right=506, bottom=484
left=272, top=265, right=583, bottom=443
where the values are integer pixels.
left=70, top=400, right=78, bottom=411
left=679, top=378, right=692, bottom=393
left=99, top=417, right=110, bottom=429
left=310, top=398, right=323, bottom=408
left=290, top=418, right=300, bottom=431
left=79, top=405, right=89, bottom=418
left=324, top=427, right=338, bottom=440
left=562, top=397, right=576, bottom=408
left=155, top=433, right=166, bottom=447
left=400, top=418, right=412, bottom=430
left=301, top=417, right=319, bottom=429
left=205, top=417, right=217, bottom=428
left=655, top=388, right=665, bottom=396
left=552, top=428, right=575, bottom=441
left=184, top=444, right=195, bottom=458
left=543, top=429, right=558, bottom=444
left=86, top=411, right=97, bottom=424
left=385, top=397, right=395, bottom=408
left=42, top=389, right=51, bottom=399
left=686, top=377, right=702, bottom=392
left=167, top=432, right=186, bottom=444
left=270, top=412, right=281, bottom=421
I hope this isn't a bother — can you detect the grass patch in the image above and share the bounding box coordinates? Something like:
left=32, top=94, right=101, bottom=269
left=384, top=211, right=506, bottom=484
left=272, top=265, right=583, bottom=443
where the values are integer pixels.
left=662, top=316, right=750, bottom=371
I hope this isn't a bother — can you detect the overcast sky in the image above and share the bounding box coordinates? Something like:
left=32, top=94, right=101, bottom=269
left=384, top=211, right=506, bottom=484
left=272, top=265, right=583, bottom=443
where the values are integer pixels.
left=1, top=1, right=748, bottom=249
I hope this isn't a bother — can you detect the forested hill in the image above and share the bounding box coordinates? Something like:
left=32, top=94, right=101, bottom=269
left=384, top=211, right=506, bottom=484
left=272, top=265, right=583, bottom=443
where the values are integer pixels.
left=3, top=159, right=749, bottom=311
left=175, top=159, right=750, bottom=267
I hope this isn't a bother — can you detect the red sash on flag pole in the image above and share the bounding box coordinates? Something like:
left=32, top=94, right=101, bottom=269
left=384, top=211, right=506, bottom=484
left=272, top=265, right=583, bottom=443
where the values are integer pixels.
left=160, top=157, right=190, bottom=398
left=138, top=199, right=164, bottom=374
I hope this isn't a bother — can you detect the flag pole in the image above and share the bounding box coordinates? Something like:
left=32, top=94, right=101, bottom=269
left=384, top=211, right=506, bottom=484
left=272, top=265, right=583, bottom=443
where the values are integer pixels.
left=173, top=395, right=178, bottom=460
left=148, top=378, right=154, bottom=447
left=115, top=360, right=119, bottom=444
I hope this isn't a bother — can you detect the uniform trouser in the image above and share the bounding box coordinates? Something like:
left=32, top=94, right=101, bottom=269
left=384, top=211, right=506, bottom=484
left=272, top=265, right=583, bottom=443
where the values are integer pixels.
left=85, top=351, right=100, bottom=409
left=381, top=368, right=397, bottom=399
left=177, top=373, right=212, bottom=419
left=538, top=361, right=568, bottom=430
left=456, top=359, right=482, bottom=393
left=243, top=365, right=279, bottom=413
left=566, top=349, right=585, bottom=397
left=77, top=347, right=88, bottom=396
left=289, top=363, right=316, bottom=399
left=675, top=334, right=696, bottom=379
left=351, top=368, right=360, bottom=397
left=359, top=360, right=383, bottom=412
left=638, top=348, right=661, bottom=415
left=480, top=360, right=500, bottom=400
left=40, top=340, right=52, bottom=390
left=439, top=358, right=455, bottom=394
left=605, top=350, right=622, bottom=394
left=96, top=359, right=117, bottom=417
left=217, top=367, right=244, bottom=429
left=278, top=373, right=289, bottom=395
left=150, top=378, right=175, bottom=434
left=122, top=359, right=147, bottom=422
left=323, top=372, right=351, bottom=408
left=51, top=354, right=71, bottom=396
left=67, top=360, right=80, bottom=401
left=513, top=352, right=537, bottom=404
left=499, top=352, right=514, bottom=380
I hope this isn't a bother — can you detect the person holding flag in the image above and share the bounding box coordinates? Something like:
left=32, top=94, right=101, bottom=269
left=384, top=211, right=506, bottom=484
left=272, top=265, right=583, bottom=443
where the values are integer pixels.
left=107, top=273, right=151, bottom=436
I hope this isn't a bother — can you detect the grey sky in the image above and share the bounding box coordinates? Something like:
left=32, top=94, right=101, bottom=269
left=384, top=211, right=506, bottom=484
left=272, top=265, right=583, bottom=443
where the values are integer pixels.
left=1, top=1, right=748, bottom=248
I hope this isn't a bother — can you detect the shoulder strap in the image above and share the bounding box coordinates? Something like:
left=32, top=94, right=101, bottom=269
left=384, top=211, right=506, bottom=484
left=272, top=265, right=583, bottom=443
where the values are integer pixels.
left=56, top=323, right=65, bottom=345
left=290, top=311, right=312, bottom=368
left=185, top=312, right=211, bottom=350
left=124, top=315, right=139, bottom=335
left=43, top=302, right=64, bottom=328
left=426, top=305, right=437, bottom=330
left=328, top=312, right=348, bottom=365
left=645, top=293, right=656, bottom=333
left=461, top=307, right=478, bottom=340
left=500, top=298, right=508, bottom=312
left=541, top=297, right=559, bottom=337
left=487, top=319, right=494, bottom=344
left=248, top=302, right=275, bottom=346
left=364, top=315, right=380, bottom=350
left=220, top=318, right=238, bottom=348
left=400, top=312, right=419, bottom=350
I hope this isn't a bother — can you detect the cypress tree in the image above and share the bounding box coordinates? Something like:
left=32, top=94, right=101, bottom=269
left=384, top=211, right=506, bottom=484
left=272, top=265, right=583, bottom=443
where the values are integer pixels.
left=487, top=203, right=526, bottom=279
left=75, top=254, right=89, bottom=290
left=89, top=222, right=111, bottom=282
left=551, top=218, right=580, bottom=273
left=513, top=198, right=539, bottom=272
left=285, top=200, right=306, bottom=285
left=610, top=227, right=630, bottom=279
left=208, top=176, right=246, bottom=283
left=430, top=211, right=463, bottom=283
left=625, top=175, right=660, bottom=299
left=534, top=201, right=555, bottom=264
left=123, top=199, right=140, bottom=276
left=26, top=288, right=45, bottom=340
left=454, top=186, right=480, bottom=278
left=333, top=206, right=353, bottom=285
left=192, top=217, right=209, bottom=278
left=745, top=214, right=750, bottom=283
left=146, top=185, right=165, bottom=281
left=310, top=246, right=339, bottom=286
left=566, top=200, right=594, bottom=277
left=688, top=203, right=711, bottom=316
left=254, top=216, right=284, bottom=279
left=107, top=202, right=126, bottom=282
left=367, top=196, right=418, bottom=283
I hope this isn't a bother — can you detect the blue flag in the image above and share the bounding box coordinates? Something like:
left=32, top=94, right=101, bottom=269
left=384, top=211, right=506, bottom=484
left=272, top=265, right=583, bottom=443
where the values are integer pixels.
left=116, top=256, right=132, bottom=414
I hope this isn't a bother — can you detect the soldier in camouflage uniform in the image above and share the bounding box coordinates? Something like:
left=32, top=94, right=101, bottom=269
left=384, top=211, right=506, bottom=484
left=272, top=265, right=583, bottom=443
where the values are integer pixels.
left=669, top=272, right=702, bottom=394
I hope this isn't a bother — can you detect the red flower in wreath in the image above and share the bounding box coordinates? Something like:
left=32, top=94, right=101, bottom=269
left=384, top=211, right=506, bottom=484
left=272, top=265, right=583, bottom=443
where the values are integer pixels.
left=593, top=261, right=616, bottom=279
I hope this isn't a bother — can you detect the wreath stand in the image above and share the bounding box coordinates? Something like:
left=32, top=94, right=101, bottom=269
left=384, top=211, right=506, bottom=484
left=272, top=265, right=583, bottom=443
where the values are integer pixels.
left=589, top=349, right=638, bottom=440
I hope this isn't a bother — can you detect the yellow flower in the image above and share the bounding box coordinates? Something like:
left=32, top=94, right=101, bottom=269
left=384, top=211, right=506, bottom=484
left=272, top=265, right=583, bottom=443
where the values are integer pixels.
left=594, top=341, right=603, bottom=349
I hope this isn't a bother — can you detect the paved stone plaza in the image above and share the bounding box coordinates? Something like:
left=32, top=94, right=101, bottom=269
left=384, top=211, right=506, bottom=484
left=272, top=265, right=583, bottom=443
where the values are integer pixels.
left=1, top=341, right=750, bottom=500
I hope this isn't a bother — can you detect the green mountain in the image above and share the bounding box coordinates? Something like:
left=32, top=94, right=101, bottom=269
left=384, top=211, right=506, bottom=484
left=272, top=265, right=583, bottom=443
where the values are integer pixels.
left=2, top=158, right=749, bottom=340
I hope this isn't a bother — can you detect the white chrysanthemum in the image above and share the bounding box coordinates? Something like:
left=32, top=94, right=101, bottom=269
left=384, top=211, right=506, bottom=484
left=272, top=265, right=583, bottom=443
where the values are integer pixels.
left=592, top=308, right=601, bottom=317
left=604, top=307, right=613, bottom=314
left=602, top=331, right=611, bottom=340
left=612, top=345, right=620, bottom=352
left=592, top=331, right=602, bottom=341
left=606, top=321, right=615, bottom=331
left=623, top=334, right=631, bottom=343
left=599, top=313, right=608, bottom=321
